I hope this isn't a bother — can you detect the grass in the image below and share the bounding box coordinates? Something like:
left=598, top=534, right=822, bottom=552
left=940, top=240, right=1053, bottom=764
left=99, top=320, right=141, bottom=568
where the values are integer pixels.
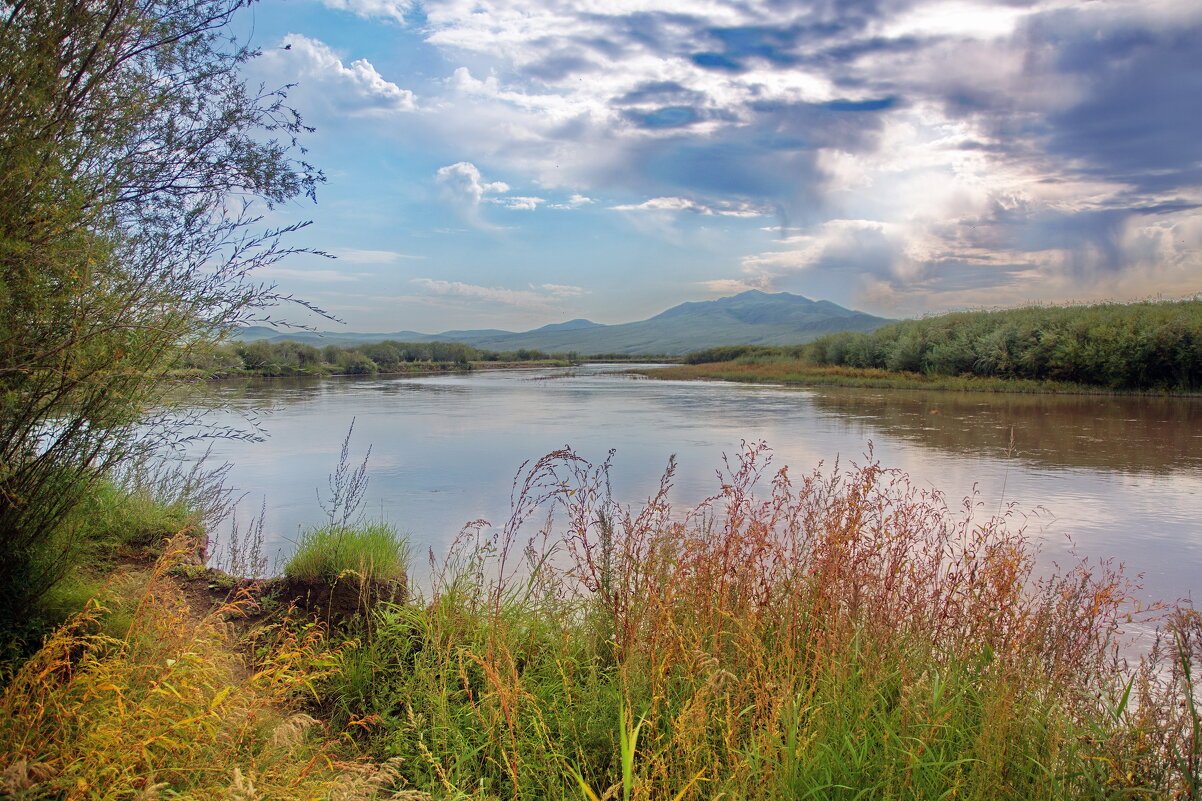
left=635, top=359, right=1139, bottom=394
left=0, top=462, right=233, bottom=672
left=285, top=523, right=409, bottom=586
left=0, top=534, right=405, bottom=799
left=311, top=446, right=1200, bottom=800
left=4, top=448, right=1200, bottom=799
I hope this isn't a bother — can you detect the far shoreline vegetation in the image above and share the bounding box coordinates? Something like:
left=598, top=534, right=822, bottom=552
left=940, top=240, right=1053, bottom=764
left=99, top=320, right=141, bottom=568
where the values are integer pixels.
left=219, top=298, right=1202, bottom=397
left=180, top=339, right=677, bottom=379
left=636, top=298, right=1202, bottom=396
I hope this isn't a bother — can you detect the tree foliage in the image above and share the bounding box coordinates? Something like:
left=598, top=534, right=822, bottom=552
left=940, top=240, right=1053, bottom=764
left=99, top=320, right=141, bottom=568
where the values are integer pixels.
left=180, top=339, right=584, bottom=376
left=0, top=0, right=322, bottom=621
left=797, top=301, right=1202, bottom=391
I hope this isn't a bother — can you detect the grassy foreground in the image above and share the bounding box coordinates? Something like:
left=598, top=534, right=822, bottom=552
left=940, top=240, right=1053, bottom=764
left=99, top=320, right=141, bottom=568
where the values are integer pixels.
left=3, top=446, right=1200, bottom=799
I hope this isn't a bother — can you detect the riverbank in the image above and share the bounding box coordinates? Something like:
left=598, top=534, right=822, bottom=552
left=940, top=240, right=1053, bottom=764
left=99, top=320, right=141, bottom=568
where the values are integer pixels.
left=172, top=358, right=576, bottom=381
left=2, top=450, right=1199, bottom=799
left=633, top=359, right=1201, bottom=395
left=183, top=337, right=676, bottom=380
left=177, top=357, right=678, bottom=382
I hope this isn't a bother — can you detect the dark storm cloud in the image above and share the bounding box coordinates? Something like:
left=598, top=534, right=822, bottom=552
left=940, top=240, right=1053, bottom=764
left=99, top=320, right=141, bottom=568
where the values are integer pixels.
left=915, top=260, right=1035, bottom=292
left=745, top=98, right=893, bottom=153
left=913, top=5, right=1202, bottom=198
left=1037, top=15, right=1202, bottom=192
left=614, top=88, right=902, bottom=223
left=524, top=52, right=603, bottom=82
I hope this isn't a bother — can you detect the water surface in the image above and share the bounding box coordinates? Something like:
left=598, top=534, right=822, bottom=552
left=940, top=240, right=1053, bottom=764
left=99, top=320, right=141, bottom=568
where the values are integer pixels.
left=191, top=364, right=1202, bottom=604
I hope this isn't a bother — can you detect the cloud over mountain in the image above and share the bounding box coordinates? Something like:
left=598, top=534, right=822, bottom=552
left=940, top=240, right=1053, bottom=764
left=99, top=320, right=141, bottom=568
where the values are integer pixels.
left=257, top=0, right=1202, bottom=327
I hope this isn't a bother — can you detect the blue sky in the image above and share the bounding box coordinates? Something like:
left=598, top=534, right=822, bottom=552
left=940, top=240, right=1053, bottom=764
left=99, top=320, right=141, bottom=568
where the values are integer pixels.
left=238, top=0, right=1202, bottom=333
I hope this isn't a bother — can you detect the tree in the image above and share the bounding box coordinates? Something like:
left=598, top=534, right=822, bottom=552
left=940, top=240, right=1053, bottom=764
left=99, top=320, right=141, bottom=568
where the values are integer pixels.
left=0, top=0, right=323, bottom=622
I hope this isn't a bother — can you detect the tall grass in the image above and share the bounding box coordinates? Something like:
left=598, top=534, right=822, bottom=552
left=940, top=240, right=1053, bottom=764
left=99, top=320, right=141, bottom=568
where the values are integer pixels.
left=6, top=447, right=1199, bottom=798
left=285, top=523, right=409, bottom=585
left=1, top=458, right=234, bottom=669
left=0, top=534, right=405, bottom=799
left=317, top=445, right=1199, bottom=799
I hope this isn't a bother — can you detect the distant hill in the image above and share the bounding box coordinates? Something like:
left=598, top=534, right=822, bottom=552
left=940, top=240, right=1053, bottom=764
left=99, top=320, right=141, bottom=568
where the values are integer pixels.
left=233, top=291, right=891, bottom=354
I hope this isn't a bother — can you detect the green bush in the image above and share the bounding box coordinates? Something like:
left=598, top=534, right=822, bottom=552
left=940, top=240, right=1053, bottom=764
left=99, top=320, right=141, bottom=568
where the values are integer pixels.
left=683, top=344, right=784, bottom=364
left=802, top=299, right=1202, bottom=390
left=284, top=523, right=408, bottom=585
left=0, top=0, right=323, bottom=629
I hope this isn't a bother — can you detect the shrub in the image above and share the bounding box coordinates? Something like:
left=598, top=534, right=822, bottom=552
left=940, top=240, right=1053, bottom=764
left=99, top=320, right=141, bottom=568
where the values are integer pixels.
left=335, top=351, right=380, bottom=375
left=801, top=299, right=1202, bottom=390
left=0, top=0, right=322, bottom=627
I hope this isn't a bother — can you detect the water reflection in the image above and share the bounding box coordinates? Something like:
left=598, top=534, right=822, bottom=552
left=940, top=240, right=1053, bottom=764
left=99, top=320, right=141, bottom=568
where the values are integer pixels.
left=806, top=389, right=1202, bottom=474
left=188, top=366, right=1202, bottom=606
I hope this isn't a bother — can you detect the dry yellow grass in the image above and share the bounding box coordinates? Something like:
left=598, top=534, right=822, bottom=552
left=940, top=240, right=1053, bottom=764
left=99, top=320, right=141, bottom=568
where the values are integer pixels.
left=0, top=534, right=412, bottom=800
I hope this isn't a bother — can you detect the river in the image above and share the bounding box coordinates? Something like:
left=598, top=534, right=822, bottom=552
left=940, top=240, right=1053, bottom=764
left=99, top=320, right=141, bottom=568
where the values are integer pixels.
left=189, top=364, right=1202, bottom=605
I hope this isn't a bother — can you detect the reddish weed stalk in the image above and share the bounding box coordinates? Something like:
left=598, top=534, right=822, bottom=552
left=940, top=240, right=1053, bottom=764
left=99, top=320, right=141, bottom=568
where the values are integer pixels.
left=418, top=442, right=1195, bottom=797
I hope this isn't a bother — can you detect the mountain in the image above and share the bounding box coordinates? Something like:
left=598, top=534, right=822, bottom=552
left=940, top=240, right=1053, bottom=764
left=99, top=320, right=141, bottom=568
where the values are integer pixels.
left=531, top=318, right=602, bottom=333
left=233, top=291, right=891, bottom=354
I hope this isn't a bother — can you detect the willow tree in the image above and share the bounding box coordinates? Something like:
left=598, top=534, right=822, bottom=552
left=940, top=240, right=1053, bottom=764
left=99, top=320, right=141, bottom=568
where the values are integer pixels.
left=0, top=0, right=323, bottom=621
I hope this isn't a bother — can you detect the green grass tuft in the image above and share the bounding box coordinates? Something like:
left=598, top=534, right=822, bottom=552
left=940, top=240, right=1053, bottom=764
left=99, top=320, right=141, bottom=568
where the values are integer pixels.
left=284, top=523, right=409, bottom=585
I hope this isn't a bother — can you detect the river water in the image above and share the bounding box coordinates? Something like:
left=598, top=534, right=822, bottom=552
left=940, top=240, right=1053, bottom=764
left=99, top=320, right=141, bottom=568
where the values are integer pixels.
left=190, top=364, right=1202, bottom=605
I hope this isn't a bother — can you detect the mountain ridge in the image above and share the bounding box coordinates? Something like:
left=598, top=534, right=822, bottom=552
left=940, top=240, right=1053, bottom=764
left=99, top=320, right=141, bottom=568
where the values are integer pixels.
left=233, top=291, right=891, bottom=355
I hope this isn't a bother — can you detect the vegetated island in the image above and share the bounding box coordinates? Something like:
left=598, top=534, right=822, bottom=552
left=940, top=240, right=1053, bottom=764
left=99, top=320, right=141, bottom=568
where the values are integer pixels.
left=636, top=298, right=1202, bottom=395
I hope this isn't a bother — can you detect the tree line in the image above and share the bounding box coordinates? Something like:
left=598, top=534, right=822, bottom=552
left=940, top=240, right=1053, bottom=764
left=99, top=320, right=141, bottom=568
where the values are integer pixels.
left=183, top=340, right=583, bottom=376
left=685, top=299, right=1202, bottom=391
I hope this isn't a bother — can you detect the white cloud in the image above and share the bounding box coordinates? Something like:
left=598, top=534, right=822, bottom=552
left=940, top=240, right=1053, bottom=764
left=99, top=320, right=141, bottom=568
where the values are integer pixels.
left=330, top=248, right=423, bottom=264
left=494, top=196, right=545, bottom=210
left=610, top=197, right=763, bottom=217
left=319, top=0, right=412, bottom=21
left=548, top=193, right=595, bottom=209
left=537, top=283, right=587, bottom=296
left=436, top=162, right=510, bottom=203
left=880, top=1, right=1031, bottom=39
left=260, top=35, right=417, bottom=116
left=435, top=161, right=516, bottom=226
left=411, top=278, right=583, bottom=308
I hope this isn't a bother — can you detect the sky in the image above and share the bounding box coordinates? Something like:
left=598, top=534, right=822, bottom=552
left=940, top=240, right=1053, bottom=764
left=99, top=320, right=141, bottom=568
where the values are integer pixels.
left=236, top=0, right=1202, bottom=333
